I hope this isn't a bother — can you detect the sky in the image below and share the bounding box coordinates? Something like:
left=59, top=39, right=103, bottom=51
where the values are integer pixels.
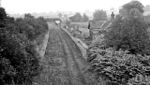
left=1, top=0, right=150, bottom=14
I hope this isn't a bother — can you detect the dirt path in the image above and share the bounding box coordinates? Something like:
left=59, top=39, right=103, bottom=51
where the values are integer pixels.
left=33, top=23, right=97, bottom=85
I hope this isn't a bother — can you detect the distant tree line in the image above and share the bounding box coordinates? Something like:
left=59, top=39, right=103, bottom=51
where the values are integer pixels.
left=69, top=13, right=89, bottom=22
left=69, top=10, right=108, bottom=22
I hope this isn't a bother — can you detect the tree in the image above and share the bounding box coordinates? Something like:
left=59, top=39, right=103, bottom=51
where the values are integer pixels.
left=119, top=0, right=144, bottom=19
left=82, top=14, right=89, bottom=22
left=0, top=7, right=7, bottom=27
left=69, top=12, right=82, bottom=22
left=93, top=10, right=107, bottom=21
left=87, top=1, right=150, bottom=85
left=0, top=8, right=48, bottom=85
left=105, top=0, right=150, bottom=55
left=58, top=13, right=62, bottom=18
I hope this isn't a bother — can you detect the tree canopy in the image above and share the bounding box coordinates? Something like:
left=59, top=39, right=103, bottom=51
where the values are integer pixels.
left=82, top=14, right=89, bottom=22
left=119, top=0, right=144, bottom=19
left=93, top=10, right=107, bottom=21
left=105, top=0, right=150, bottom=55
left=0, top=7, right=7, bottom=27
left=69, top=13, right=89, bottom=22
left=87, top=1, right=150, bottom=85
left=0, top=7, right=48, bottom=85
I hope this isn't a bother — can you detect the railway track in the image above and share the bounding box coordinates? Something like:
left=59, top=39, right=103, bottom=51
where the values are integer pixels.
left=34, top=24, right=98, bottom=85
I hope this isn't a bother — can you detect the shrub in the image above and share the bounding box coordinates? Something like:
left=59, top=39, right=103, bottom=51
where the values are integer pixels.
left=105, top=1, right=150, bottom=55
left=15, top=15, right=48, bottom=41
left=0, top=8, right=48, bottom=85
left=87, top=47, right=150, bottom=85
left=0, top=23, right=41, bottom=85
left=87, top=1, right=150, bottom=85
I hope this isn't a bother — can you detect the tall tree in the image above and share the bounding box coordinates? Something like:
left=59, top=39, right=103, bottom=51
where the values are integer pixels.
left=82, top=14, right=89, bottom=22
left=69, top=12, right=82, bottom=22
left=0, top=7, right=7, bottom=27
left=87, top=1, right=150, bottom=85
left=93, top=10, right=107, bottom=21
left=105, top=0, right=150, bottom=54
left=119, top=0, right=144, bottom=19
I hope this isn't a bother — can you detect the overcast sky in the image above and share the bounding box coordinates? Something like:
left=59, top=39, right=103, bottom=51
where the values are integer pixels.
left=1, top=0, right=150, bottom=14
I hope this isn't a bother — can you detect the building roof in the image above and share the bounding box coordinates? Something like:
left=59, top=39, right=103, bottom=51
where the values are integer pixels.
left=89, top=20, right=105, bottom=29
left=101, top=21, right=111, bottom=29
left=89, top=20, right=112, bottom=34
left=46, top=18, right=62, bottom=22
left=70, top=22, right=89, bottom=28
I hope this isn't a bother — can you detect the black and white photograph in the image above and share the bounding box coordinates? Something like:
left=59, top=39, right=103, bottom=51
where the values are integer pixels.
left=1, top=0, right=150, bottom=85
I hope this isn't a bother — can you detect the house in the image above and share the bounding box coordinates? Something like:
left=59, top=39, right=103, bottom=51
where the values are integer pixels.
left=46, top=18, right=62, bottom=23
left=70, top=22, right=89, bottom=38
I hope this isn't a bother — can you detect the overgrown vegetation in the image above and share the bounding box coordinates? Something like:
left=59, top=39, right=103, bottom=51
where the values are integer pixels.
left=88, top=47, right=150, bottom=85
left=87, top=1, right=150, bottom=85
left=16, top=14, right=48, bottom=40
left=0, top=7, right=48, bottom=85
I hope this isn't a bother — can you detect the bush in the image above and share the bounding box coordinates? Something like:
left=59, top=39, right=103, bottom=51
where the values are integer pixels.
left=0, top=25, right=41, bottom=85
left=87, top=1, right=150, bottom=85
left=0, top=8, right=48, bottom=85
left=15, top=15, right=48, bottom=41
left=87, top=47, right=150, bottom=85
